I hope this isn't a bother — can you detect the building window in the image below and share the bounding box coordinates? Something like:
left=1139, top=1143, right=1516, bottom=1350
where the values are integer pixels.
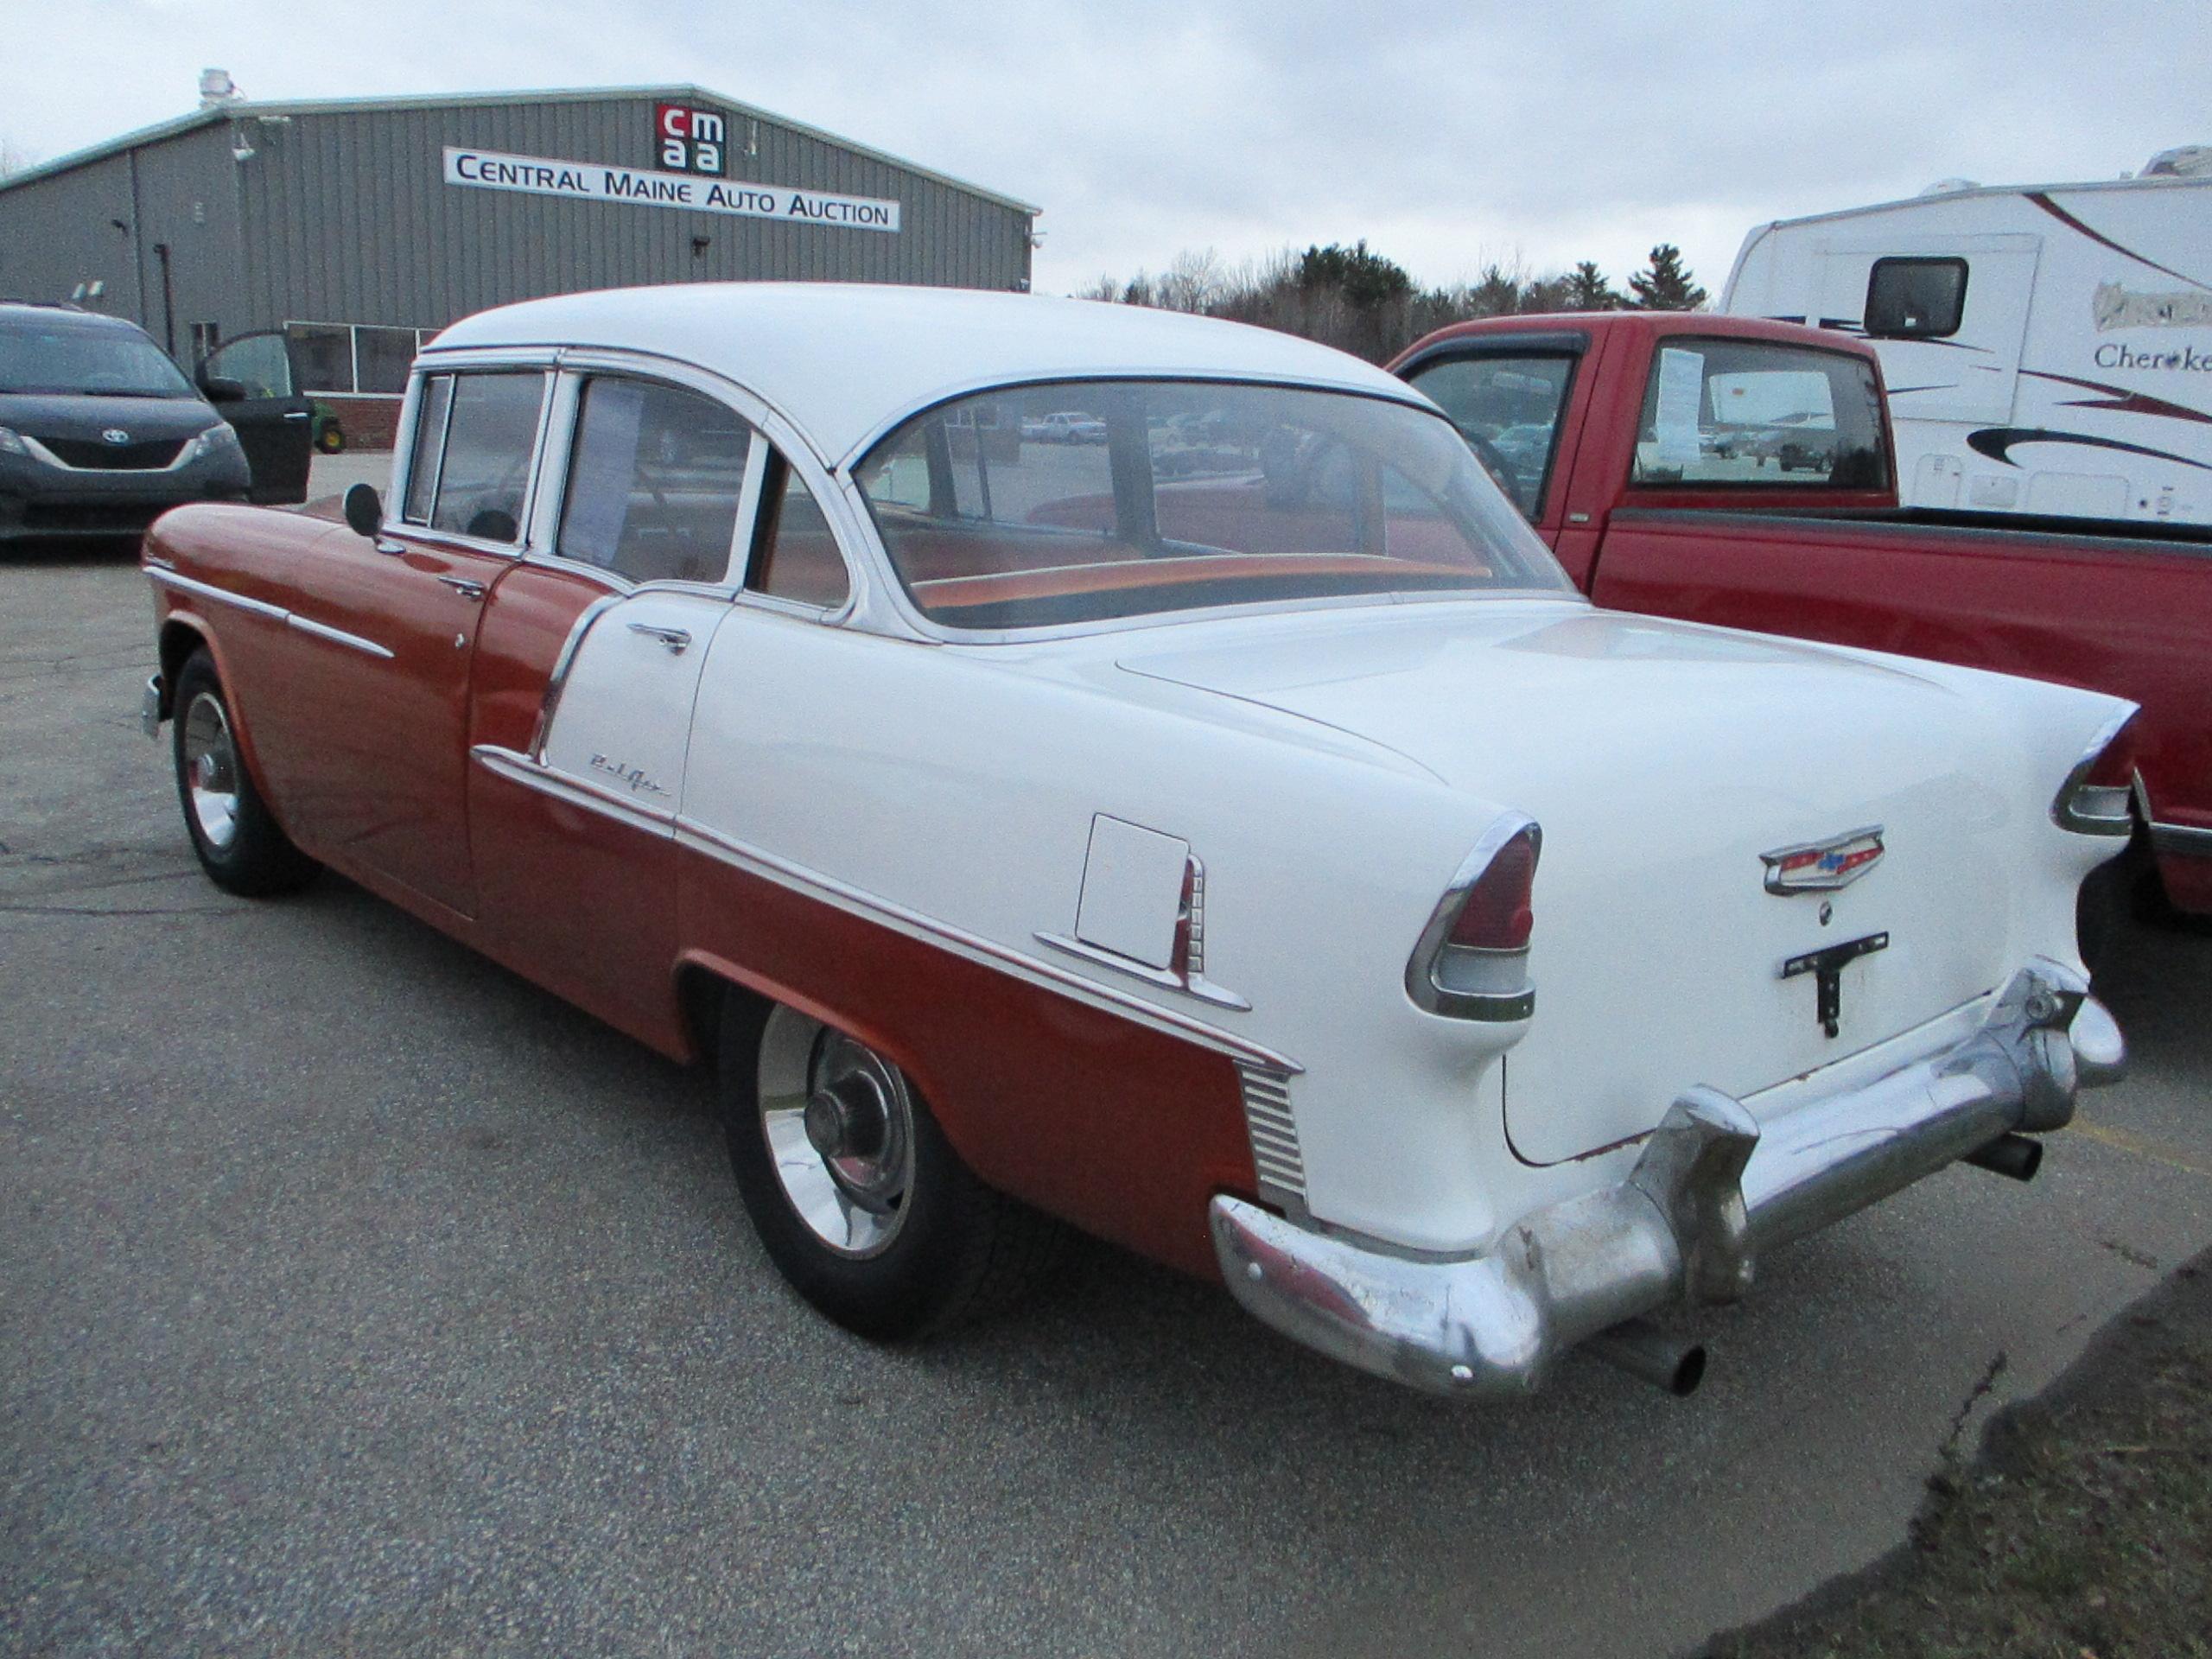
left=284, top=321, right=438, bottom=396
left=1864, top=257, right=1968, bottom=340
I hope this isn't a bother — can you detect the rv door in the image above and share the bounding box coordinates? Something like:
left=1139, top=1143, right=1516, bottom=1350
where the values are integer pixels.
left=1817, top=234, right=2041, bottom=425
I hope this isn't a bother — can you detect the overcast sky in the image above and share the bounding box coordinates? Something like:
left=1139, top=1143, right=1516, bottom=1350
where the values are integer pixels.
left=3, top=1, right=2202, bottom=300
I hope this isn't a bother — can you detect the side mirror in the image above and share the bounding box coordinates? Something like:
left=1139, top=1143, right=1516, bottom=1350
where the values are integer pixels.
left=200, top=376, right=248, bottom=404
left=343, top=482, right=384, bottom=539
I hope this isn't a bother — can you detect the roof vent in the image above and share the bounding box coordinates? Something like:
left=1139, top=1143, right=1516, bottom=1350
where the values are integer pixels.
left=1918, top=177, right=1979, bottom=196
left=199, top=68, right=242, bottom=107
left=2142, top=144, right=2212, bottom=179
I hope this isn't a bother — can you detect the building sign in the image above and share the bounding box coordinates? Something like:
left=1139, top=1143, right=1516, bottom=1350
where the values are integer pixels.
left=442, top=146, right=901, bottom=232
left=656, top=103, right=727, bottom=175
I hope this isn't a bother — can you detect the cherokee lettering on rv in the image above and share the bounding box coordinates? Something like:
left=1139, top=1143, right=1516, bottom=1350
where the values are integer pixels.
left=2094, top=342, right=2212, bottom=373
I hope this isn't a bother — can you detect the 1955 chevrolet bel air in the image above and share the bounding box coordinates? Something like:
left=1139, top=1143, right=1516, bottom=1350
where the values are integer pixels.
left=139, top=283, right=2134, bottom=1398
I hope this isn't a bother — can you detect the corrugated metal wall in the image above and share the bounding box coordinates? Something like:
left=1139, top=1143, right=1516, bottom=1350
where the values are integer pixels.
left=1, top=91, right=1034, bottom=354
left=242, top=94, right=1033, bottom=333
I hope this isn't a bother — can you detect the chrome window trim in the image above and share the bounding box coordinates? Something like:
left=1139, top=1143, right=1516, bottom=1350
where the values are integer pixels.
left=286, top=612, right=395, bottom=660
left=396, top=365, right=554, bottom=548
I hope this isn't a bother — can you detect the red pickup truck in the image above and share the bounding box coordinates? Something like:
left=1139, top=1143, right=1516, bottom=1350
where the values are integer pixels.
left=1387, top=312, right=2212, bottom=918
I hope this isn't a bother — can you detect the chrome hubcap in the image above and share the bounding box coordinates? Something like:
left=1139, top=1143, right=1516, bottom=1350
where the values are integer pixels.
left=180, top=692, right=240, bottom=851
left=759, top=1007, right=914, bottom=1257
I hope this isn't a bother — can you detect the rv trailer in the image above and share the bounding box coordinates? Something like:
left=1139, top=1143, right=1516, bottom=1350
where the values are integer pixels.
left=1722, top=147, right=2211, bottom=528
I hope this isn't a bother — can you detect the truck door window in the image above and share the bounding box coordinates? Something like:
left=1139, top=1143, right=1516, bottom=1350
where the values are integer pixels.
left=557, top=376, right=753, bottom=585
left=1630, top=340, right=1888, bottom=492
left=1401, top=353, right=1575, bottom=520
left=1865, top=257, right=1968, bottom=339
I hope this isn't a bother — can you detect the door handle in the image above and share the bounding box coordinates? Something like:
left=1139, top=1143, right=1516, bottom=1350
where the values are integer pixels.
left=627, top=622, right=692, bottom=653
left=282, top=410, right=310, bottom=420
left=435, top=575, right=486, bottom=599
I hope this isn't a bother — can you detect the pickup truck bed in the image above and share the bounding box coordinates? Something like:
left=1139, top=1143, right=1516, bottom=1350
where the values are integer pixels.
left=1389, top=312, right=2212, bottom=914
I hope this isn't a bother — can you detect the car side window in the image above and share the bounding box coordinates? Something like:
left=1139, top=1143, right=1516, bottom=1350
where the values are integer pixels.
left=1630, top=339, right=1888, bottom=492
left=557, top=377, right=753, bottom=586
left=201, top=333, right=296, bottom=400
left=401, top=374, right=454, bottom=524
left=1403, top=353, right=1576, bottom=521
left=748, top=455, right=850, bottom=607
left=423, top=372, right=547, bottom=543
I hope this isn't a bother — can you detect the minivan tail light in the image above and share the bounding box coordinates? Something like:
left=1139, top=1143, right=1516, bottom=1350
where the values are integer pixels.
left=1407, top=818, right=1541, bottom=1022
left=2052, top=709, right=2140, bottom=836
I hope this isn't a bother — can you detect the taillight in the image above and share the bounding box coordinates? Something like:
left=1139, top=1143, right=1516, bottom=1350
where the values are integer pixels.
left=2052, top=709, right=2140, bottom=836
left=1406, top=818, right=1541, bottom=1021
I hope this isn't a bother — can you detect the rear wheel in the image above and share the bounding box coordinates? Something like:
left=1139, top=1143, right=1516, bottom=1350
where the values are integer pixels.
left=170, top=649, right=319, bottom=897
left=718, top=990, right=1066, bottom=1338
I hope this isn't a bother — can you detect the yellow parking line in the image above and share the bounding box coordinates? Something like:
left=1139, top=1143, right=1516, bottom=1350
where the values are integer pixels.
left=2070, top=1116, right=2212, bottom=1180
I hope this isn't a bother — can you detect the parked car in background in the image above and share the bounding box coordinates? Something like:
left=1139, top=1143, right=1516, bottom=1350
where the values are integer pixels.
left=1389, top=309, right=2212, bottom=919
left=0, top=301, right=252, bottom=545
left=140, top=284, right=2128, bottom=1399
left=1021, top=409, right=1108, bottom=442
left=188, top=329, right=320, bottom=505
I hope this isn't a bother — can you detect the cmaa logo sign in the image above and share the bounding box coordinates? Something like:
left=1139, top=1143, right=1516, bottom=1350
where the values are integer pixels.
left=657, top=103, right=728, bottom=176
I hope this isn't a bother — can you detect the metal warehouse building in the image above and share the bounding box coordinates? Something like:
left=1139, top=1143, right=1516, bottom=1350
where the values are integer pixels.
left=0, top=80, right=1039, bottom=443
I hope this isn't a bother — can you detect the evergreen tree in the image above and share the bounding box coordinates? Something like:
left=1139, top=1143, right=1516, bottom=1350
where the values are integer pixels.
left=1563, top=260, right=1619, bottom=311
left=1627, top=245, right=1707, bottom=311
left=1295, top=240, right=1414, bottom=309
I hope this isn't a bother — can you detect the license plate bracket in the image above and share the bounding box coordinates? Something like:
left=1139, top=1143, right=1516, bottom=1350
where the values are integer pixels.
left=1781, top=931, right=1891, bottom=1039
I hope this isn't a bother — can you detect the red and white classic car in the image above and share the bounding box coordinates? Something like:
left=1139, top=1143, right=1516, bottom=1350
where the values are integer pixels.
left=141, top=284, right=2133, bottom=1398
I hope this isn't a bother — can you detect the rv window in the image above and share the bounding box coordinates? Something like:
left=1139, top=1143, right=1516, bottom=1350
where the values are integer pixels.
left=1865, top=257, right=1968, bottom=339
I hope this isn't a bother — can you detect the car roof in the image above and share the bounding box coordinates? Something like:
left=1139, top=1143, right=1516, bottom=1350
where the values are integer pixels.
left=427, top=283, right=1429, bottom=466
left=0, top=302, right=154, bottom=335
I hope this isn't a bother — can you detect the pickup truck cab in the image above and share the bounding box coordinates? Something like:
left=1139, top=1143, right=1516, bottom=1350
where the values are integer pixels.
left=1389, top=312, right=2212, bottom=916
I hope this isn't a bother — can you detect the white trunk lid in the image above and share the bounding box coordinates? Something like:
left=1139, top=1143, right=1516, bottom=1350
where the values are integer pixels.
left=1122, top=603, right=2026, bottom=1164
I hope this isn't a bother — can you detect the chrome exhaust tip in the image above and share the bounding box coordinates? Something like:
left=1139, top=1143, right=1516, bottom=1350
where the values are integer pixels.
left=1962, top=1131, right=2043, bottom=1183
left=1584, top=1318, right=1707, bottom=1397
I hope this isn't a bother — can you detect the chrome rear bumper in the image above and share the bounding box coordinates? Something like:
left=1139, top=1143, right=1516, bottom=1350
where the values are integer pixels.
left=1210, top=959, right=2124, bottom=1398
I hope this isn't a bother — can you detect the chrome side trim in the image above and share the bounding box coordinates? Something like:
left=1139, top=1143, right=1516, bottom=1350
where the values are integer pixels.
left=529, top=591, right=628, bottom=757
left=1034, top=930, right=1252, bottom=1010
left=470, top=744, right=677, bottom=833
left=1213, top=958, right=2120, bottom=1400
left=675, top=817, right=1301, bottom=1075
left=2152, top=820, right=2212, bottom=857
left=144, top=565, right=289, bottom=623
left=1236, top=1065, right=1307, bottom=1213
left=286, top=612, right=396, bottom=660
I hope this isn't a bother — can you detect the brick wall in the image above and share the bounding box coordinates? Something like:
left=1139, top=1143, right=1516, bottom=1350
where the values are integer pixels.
left=320, top=396, right=404, bottom=452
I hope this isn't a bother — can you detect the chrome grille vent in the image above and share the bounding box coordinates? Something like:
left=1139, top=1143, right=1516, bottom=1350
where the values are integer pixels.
left=1237, top=1064, right=1306, bottom=1205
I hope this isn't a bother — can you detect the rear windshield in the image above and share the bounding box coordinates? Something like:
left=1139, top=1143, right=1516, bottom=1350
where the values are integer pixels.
left=855, top=379, right=1573, bottom=630
left=1630, top=338, right=1888, bottom=492
left=0, top=322, right=194, bottom=398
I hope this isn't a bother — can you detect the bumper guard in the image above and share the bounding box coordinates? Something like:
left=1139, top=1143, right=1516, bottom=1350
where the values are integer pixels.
left=1210, top=959, right=2124, bottom=1398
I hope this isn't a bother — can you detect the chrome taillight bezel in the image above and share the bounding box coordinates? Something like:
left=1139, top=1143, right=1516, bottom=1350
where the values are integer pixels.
left=2051, top=707, right=2141, bottom=838
left=1406, top=814, right=1541, bottom=1022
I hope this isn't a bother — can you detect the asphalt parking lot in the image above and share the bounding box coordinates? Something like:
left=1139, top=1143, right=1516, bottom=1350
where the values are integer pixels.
left=3, top=531, right=2209, bottom=1657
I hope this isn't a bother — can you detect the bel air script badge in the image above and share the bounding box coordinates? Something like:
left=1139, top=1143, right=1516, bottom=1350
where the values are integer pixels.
left=1760, top=825, right=1885, bottom=895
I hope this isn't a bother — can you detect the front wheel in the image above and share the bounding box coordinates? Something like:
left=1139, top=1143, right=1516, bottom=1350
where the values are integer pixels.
left=170, top=649, right=319, bottom=897
left=718, top=991, right=1066, bottom=1338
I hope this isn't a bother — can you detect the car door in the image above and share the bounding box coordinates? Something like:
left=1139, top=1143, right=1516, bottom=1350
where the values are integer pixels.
left=195, top=330, right=316, bottom=504
left=466, top=365, right=791, bottom=1044
left=274, top=366, right=547, bottom=920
